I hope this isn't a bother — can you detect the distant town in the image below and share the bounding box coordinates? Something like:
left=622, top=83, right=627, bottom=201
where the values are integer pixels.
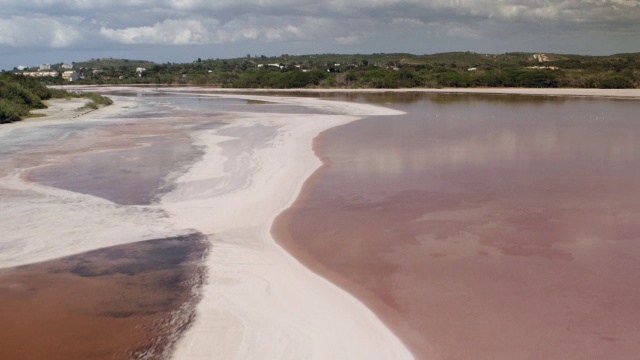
left=15, top=62, right=146, bottom=83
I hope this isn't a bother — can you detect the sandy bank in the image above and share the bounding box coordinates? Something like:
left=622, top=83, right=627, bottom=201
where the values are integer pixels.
left=0, top=97, right=132, bottom=137
left=162, top=92, right=414, bottom=359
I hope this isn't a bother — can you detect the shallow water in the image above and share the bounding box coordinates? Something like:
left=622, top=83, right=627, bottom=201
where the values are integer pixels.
left=278, top=93, right=640, bottom=359
left=0, top=233, right=208, bottom=360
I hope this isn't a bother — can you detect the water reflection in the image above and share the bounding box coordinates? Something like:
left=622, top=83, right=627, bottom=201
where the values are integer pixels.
left=326, top=96, right=640, bottom=193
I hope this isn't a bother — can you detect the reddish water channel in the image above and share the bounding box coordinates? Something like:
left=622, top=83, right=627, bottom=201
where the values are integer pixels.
left=275, top=93, right=640, bottom=360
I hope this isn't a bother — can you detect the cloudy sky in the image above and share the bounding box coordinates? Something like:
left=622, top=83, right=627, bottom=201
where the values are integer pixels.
left=1, top=0, right=639, bottom=69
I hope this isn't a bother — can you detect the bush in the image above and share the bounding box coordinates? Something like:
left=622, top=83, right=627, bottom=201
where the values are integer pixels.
left=599, top=75, right=633, bottom=89
left=83, top=92, right=113, bottom=106
left=0, top=98, right=29, bottom=123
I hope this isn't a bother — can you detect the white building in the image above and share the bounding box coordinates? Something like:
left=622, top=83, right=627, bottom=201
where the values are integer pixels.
left=62, top=71, right=78, bottom=81
left=39, top=64, right=51, bottom=70
left=23, top=71, right=58, bottom=77
left=61, top=63, right=73, bottom=69
left=16, top=65, right=27, bottom=71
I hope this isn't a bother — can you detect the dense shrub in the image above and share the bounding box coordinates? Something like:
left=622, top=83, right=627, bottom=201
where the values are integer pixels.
left=599, top=75, right=633, bottom=89
left=0, top=98, right=29, bottom=123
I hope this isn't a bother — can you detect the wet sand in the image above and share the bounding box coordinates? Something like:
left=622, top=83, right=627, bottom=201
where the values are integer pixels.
left=274, top=93, right=640, bottom=359
left=0, top=233, right=208, bottom=360
left=25, top=123, right=197, bottom=205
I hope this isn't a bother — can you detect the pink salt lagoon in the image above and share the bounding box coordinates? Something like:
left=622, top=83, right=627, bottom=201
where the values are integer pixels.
left=276, top=92, right=640, bottom=360
left=2, top=88, right=640, bottom=359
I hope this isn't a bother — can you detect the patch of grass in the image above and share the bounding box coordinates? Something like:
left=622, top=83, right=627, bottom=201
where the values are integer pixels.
left=78, top=101, right=99, bottom=111
left=76, top=92, right=113, bottom=111
left=83, top=92, right=113, bottom=106
left=25, top=112, right=47, bottom=118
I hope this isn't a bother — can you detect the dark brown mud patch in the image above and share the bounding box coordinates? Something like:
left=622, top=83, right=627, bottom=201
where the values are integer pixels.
left=0, top=233, right=209, bottom=360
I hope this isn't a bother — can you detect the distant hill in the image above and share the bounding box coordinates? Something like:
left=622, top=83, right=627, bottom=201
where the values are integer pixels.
left=74, top=58, right=157, bottom=70
left=8, top=52, right=640, bottom=89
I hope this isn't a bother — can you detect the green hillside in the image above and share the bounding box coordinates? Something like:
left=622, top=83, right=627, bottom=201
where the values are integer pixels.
left=75, top=58, right=157, bottom=70
left=6, top=51, right=640, bottom=89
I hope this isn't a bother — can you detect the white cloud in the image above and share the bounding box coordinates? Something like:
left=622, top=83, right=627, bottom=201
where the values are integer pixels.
left=99, top=16, right=310, bottom=45
left=335, top=35, right=362, bottom=45
left=100, top=19, right=213, bottom=45
left=0, top=16, right=84, bottom=47
left=425, top=21, right=482, bottom=39
left=1, top=0, right=639, bottom=64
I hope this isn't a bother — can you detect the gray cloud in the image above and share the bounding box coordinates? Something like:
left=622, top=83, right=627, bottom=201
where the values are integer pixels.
left=1, top=0, right=639, bottom=68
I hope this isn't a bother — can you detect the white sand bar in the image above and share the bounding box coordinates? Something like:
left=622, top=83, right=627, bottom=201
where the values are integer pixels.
left=162, top=93, right=414, bottom=359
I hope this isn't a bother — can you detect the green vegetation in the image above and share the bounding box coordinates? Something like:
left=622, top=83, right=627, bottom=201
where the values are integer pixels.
left=0, top=73, right=112, bottom=124
left=55, top=52, right=638, bottom=89
left=78, top=92, right=114, bottom=110
left=74, top=57, right=156, bottom=70
left=5, top=52, right=640, bottom=92
left=0, top=73, right=50, bottom=123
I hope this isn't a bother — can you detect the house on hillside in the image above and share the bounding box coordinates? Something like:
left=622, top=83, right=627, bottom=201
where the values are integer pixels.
left=61, top=63, right=73, bottom=69
left=62, top=71, right=78, bottom=81
left=39, top=64, right=51, bottom=70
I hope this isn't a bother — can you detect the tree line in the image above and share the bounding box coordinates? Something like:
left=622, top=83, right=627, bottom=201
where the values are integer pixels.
left=8, top=52, right=640, bottom=90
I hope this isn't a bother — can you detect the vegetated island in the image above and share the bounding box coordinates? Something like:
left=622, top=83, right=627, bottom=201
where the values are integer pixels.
left=0, top=72, right=112, bottom=124
left=10, top=51, right=640, bottom=90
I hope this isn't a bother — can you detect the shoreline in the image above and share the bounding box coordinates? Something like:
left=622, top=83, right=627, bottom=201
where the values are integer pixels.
left=70, top=85, right=640, bottom=99
left=0, top=97, right=132, bottom=138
